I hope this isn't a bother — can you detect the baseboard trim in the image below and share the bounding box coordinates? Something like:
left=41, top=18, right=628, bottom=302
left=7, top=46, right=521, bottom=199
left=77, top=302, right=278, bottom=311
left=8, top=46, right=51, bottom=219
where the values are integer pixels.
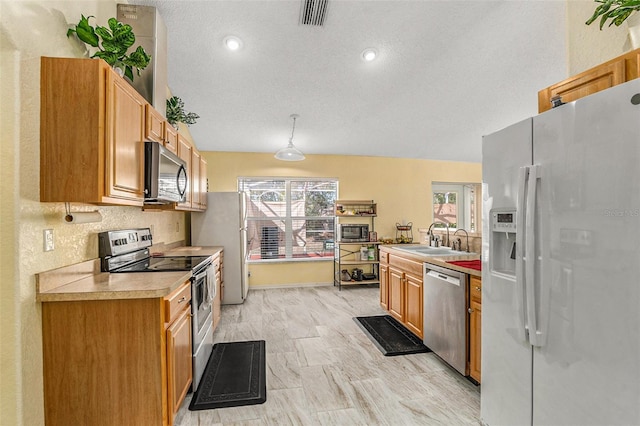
left=249, top=282, right=333, bottom=290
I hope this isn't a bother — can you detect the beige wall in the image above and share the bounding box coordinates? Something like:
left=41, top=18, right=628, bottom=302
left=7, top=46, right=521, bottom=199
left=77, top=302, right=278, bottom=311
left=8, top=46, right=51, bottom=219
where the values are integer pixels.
left=202, top=152, right=481, bottom=287
left=0, top=2, right=186, bottom=425
left=566, top=1, right=633, bottom=75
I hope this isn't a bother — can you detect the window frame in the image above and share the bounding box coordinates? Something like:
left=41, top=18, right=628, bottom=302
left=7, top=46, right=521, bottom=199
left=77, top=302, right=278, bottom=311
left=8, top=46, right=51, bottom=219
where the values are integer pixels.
left=239, top=177, right=338, bottom=263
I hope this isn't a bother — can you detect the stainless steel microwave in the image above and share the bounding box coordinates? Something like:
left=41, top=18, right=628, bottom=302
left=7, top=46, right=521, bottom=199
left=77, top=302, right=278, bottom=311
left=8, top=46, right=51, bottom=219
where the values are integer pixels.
left=338, top=224, right=370, bottom=242
left=144, top=142, right=188, bottom=204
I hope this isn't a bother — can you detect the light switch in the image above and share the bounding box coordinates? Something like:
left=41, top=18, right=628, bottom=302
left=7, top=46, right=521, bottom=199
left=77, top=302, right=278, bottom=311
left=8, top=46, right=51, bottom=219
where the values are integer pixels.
left=44, top=229, right=54, bottom=252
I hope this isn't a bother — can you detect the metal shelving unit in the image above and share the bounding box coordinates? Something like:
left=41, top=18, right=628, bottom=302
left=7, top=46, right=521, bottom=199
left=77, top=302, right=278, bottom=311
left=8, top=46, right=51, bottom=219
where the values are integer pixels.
left=333, top=200, right=380, bottom=290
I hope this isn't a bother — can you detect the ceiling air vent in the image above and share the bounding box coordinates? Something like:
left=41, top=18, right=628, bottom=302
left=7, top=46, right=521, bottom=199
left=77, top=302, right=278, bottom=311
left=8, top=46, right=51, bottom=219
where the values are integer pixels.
left=299, top=0, right=329, bottom=26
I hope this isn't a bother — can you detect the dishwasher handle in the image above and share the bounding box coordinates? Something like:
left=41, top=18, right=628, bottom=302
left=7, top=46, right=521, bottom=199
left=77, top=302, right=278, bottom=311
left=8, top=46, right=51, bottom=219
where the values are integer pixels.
left=425, top=270, right=461, bottom=286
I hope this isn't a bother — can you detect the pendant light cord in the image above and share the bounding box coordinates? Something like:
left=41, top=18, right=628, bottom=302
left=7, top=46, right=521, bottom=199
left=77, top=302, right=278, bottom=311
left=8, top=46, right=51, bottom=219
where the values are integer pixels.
left=289, top=115, right=297, bottom=143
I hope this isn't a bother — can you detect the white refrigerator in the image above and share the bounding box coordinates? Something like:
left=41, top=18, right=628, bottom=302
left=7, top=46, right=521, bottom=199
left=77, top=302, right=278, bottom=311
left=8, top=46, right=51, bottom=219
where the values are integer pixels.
left=481, top=79, right=640, bottom=425
left=192, top=192, right=249, bottom=304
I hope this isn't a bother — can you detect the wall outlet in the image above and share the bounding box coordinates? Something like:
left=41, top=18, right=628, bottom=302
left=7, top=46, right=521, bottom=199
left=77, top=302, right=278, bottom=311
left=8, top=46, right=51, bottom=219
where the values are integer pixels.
left=44, top=229, right=54, bottom=252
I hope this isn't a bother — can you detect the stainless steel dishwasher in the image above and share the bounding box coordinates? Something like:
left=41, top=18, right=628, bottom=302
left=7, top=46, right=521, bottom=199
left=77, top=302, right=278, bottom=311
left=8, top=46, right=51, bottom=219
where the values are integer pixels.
left=423, top=263, right=468, bottom=375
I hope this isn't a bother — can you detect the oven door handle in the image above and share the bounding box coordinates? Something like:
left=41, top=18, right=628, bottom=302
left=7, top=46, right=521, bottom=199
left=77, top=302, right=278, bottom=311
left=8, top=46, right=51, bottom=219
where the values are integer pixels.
left=192, top=263, right=214, bottom=308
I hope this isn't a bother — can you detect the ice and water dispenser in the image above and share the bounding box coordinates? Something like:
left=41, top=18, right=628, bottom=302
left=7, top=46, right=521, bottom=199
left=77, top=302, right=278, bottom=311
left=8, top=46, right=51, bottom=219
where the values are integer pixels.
left=490, top=209, right=517, bottom=276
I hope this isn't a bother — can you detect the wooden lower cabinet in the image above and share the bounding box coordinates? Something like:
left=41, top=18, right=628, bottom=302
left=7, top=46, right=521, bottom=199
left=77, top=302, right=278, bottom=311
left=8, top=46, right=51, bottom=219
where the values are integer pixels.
left=379, top=262, right=389, bottom=310
left=388, top=265, right=405, bottom=322
left=404, top=272, right=423, bottom=338
left=166, top=307, right=192, bottom=425
left=469, top=275, right=482, bottom=383
left=380, top=247, right=424, bottom=339
left=41, top=280, right=192, bottom=426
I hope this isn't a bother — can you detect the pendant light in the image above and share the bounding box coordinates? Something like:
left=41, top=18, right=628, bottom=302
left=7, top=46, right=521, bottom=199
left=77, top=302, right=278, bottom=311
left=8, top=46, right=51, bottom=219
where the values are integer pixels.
left=275, top=114, right=305, bottom=161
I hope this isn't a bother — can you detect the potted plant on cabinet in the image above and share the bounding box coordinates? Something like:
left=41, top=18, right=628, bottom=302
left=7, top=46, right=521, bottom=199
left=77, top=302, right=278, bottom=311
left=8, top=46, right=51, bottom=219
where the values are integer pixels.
left=586, top=0, right=639, bottom=28
left=166, top=96, right=200, bottom=130
left=67, top=15, right=151, bottom=81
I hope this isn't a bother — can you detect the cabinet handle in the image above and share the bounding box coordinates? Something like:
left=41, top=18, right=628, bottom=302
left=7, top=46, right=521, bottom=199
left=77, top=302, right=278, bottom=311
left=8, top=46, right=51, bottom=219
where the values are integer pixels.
left=178, top=296, right=186, bottom=303
left=468, top=308, right=474, bottom=314
left=475, top=286, right=481, bottom=291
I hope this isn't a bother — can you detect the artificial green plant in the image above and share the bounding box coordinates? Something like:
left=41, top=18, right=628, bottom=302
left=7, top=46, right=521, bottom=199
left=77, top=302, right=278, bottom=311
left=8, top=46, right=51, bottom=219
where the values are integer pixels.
left=166, top=96, right=200, bottom=128
left=67, top=15, right=151, bottom=81
left=586, top=0, right=640, bottom=29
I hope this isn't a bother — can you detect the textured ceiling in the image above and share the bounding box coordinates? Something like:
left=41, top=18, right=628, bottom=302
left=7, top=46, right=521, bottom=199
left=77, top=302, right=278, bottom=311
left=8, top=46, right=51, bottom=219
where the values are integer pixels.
left=136, top=0, right=568, bottom=162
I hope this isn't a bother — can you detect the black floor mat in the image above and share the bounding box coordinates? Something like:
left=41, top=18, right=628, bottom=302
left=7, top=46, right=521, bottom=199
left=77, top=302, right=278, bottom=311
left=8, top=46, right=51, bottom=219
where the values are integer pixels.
left=354, top=315, right=430, bottom=356
left=189, top=340, right=266, bottom=411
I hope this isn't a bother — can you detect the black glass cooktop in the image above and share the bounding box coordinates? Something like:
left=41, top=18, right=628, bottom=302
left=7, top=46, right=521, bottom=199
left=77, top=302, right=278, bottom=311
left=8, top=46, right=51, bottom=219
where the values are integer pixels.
left=113, top=256, right=211, bottom=273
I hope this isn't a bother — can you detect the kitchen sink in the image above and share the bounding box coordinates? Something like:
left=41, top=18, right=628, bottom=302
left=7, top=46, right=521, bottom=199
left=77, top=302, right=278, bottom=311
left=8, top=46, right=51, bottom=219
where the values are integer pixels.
left=394, top=245, right=472, bottom=256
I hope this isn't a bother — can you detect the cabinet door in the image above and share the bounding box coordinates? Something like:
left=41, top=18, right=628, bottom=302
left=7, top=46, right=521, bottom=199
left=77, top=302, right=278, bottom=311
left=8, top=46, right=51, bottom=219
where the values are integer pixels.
left=145, top=104, right=165, bottom=143
left=538, top=59, right=625, bottom=112
left=166, top=306, right=192, bottom=424
left=191, top=149, right=201, bottom=210
left=404, top=273, right=423, bottom=339
left=106, top=74, right=145, bottom=203
left=199, top=156, right=208, bottom=209
left=177, top=135, right=192, bottom=209
left=469, top=276, right=482, bottom=382
left=164, top=123, right=179, bottom=154
left=379, top=263, right=389, bottom=310
left=388, top=266, right=404, bottom=322
left=469, top=299, right=482, bottom=383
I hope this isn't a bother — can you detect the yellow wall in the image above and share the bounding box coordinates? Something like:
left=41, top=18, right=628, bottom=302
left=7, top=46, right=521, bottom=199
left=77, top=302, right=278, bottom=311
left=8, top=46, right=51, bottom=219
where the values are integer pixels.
left=202, top=152, right=481, bottom=287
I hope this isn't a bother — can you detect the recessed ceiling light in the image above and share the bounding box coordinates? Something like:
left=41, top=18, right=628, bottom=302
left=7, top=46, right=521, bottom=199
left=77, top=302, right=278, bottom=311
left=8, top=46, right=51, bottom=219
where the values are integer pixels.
left=224, top=36, right=242, bottom=51
left=362, top=48, right=378, bottom=62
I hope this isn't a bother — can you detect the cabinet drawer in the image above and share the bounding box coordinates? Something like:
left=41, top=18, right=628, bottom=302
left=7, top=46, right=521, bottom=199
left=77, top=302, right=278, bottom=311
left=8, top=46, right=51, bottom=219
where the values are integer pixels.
left=470, top=276, right=482, bottom=303
left=165, top=281, right=191, bottom=324
left=379, top=250, right=389, bottom=264
left=389, top=254, right=422, bottom=277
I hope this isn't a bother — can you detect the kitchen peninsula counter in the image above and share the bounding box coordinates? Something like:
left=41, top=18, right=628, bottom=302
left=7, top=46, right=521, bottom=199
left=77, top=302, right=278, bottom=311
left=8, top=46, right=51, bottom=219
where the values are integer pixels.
left=382, top=244, right=481, bottom=276
left=36, top=246, right=223, bottom=302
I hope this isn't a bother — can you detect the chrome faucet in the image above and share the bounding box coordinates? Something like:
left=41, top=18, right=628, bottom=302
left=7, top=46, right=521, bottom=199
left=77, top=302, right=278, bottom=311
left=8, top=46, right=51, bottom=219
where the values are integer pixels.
left=427, top=222, right=449, bottom=247
left=453, top=228, right=470, bottom=252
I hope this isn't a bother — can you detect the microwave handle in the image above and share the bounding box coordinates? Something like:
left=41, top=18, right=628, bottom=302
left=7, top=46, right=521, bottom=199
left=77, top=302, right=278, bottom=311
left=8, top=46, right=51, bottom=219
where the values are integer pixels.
left=177, top=164, right=188, bottom=198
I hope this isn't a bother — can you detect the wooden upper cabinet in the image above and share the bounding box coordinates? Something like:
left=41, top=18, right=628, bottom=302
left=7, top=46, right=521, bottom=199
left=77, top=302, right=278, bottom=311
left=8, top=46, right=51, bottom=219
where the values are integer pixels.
left=145, top=104, right=165, bottom=143
left=40, top=57, right=145, bottom=206
left=199, top=156, right=208, bottom=208
left=191, top=149, right=201, bottom=210
left=164, top=123, right=179, bottom=154
left=538, top=48, right=640, bottom=113
left=106, top=74, right=146, bottom=202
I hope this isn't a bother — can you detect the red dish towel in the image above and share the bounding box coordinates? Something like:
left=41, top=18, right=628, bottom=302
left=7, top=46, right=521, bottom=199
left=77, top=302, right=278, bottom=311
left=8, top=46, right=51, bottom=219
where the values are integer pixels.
left=446, top=259, right=481, bottom=271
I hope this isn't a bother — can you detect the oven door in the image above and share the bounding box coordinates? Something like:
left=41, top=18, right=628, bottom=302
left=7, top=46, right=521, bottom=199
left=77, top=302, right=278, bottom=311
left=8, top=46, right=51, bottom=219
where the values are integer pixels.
left=191, top=263, right=214, bottom=348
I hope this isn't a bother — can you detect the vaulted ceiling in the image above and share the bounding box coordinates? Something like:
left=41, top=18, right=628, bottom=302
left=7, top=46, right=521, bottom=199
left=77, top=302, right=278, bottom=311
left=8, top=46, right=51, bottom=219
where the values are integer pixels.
left=137, top=0, right=568, bottom=162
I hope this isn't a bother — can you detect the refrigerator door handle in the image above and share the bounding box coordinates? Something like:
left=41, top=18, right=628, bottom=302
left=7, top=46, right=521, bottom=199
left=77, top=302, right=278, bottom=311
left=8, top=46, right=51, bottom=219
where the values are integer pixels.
left=525, top=164, right=544, bottom=347
left=515, top=166, right=529, bottom=342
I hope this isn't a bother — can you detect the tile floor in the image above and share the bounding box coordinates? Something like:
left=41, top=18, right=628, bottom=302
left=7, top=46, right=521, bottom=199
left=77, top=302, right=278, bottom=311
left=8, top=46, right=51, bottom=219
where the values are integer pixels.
left=175, top=284, right=480, bottom=425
